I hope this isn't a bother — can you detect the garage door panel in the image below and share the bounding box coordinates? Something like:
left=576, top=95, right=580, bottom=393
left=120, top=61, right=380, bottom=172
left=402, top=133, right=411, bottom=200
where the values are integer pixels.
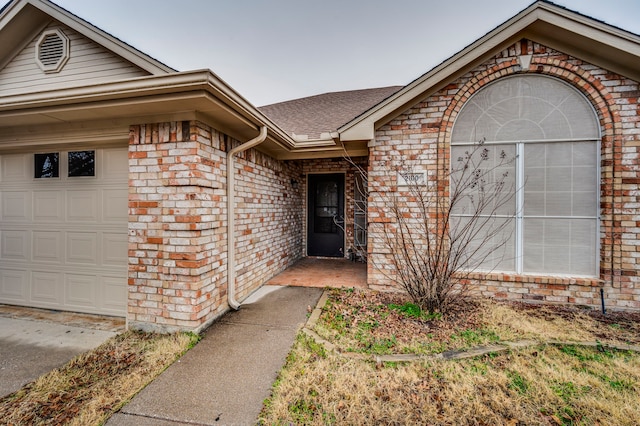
left=102, top=148, right=128, bottom=180
left=34, top=191, right=64, bottom=221
left=2, top=191, right=30, bottom=221
left=103, top=233, right=127, bottom=266
left=101, top=276, right=127, bottom=313
left=66, top=232, right=98, bottom=265
left=65, top=273, right=96, bottom=308
left=0, top=148, right=127, bottom=316
left=1, top=230, right=29, bottom=260
left=103, top=189, right=127, bottom=223
left=0, top=269, right=27, bottom=301
left=67, top=190, right=99, bottom=222
left=32, top=271, right=63, bottom=305
left=1, top=154, right=29, bottom=182
left=32, top=231, right=62, bottom=263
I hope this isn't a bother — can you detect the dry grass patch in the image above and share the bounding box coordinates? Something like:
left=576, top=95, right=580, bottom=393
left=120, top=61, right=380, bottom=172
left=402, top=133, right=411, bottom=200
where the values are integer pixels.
left=261, top=334, right=640, bottom=425
left=260, top=288, right=640, bottom=425
left=0, top=330, right=197, bottom=425
left=484, top=301, right=640, bottom=345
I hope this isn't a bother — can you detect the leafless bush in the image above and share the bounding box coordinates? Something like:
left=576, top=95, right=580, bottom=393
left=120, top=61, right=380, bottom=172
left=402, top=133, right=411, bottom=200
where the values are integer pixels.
left=375, top=139, right=517, bottom=313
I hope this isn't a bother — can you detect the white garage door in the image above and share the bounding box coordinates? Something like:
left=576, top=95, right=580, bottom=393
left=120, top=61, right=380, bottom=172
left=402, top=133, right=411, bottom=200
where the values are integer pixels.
left=0, top=147, right=128, bottom=316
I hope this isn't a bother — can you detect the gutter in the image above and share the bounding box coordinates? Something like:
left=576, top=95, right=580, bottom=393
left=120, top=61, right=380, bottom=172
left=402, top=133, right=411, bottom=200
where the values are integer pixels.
left=227, top=126, right=268, bottom=310
left=0, top=69, right=300, bottom=150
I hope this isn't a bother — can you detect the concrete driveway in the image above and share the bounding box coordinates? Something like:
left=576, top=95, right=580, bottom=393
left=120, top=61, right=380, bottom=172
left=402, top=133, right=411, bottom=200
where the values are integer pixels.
left=0, top=306, right=124, bottom=398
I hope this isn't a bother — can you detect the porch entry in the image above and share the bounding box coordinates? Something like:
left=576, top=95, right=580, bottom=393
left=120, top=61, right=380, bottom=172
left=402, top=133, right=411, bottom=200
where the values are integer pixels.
left=307, top=173, right=345, bottom=257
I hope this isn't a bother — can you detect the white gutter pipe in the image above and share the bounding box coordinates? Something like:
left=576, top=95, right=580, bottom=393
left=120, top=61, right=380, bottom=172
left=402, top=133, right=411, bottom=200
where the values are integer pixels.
left=227, top=126, right=268, bottom=310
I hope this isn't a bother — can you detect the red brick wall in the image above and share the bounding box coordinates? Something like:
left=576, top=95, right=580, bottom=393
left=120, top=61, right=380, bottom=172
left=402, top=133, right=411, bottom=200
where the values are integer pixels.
left=369, top=39, right=639, bottom=311
left=233, top=145, right=303, bottom=300
left=128, top=121, right=303, bottom=332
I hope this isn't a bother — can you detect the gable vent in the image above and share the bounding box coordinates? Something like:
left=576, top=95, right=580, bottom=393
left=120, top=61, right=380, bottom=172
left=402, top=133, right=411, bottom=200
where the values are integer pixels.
left=35, top=29, right=70, bottom=73
left=39, top=34, right=64, bottom=65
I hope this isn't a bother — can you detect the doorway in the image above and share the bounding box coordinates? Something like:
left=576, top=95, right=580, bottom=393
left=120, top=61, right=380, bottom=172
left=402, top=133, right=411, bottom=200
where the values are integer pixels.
left=307, top=173, right=344, bottom=257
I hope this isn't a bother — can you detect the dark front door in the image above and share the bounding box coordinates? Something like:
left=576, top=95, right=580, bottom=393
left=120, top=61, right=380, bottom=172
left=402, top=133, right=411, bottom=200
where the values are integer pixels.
left=308, top=173, right=345, bottom=257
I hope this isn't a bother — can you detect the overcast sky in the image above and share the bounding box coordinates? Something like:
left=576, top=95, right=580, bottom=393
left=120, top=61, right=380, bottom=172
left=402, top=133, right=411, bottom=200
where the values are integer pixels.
left=18, top=0, right=640, bottom=106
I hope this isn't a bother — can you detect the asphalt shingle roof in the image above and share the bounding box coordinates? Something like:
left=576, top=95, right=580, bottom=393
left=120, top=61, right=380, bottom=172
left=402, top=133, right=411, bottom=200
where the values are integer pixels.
left=259, top=86, right=402, bottom=139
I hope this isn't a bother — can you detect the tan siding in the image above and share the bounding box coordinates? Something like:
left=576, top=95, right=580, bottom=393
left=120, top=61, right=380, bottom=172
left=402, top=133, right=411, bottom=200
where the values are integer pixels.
left=0, top=22, right=149, bottom=95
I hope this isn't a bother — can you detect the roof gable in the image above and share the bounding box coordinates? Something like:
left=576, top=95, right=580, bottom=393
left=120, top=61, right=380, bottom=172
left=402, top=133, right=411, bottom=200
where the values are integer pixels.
left=0, top=0, right=174, bottom=78
left=0, top=20, right=150, bottom=95
left=0, top=1, right=305, bottom=160
left=339, top=0, right=640, bottom=141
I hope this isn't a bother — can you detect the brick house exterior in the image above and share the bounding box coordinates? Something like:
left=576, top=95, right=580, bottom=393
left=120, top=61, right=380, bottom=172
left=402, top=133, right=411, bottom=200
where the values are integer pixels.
left=338, top=2, right=640, bottom=314
left=367, top=41, right=632, bottom=308
left=1, top=0, right=639, bottom=332
left=128, top=122, right=304, bottom=331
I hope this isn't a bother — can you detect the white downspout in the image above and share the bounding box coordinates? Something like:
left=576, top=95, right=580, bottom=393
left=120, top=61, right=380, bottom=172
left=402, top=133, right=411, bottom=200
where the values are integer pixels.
left=227, top=126, right=268, bottom=310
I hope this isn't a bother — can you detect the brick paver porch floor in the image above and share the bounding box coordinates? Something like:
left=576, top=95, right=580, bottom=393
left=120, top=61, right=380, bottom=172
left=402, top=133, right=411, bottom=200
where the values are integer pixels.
left=266, top=257, right=367, bottom=289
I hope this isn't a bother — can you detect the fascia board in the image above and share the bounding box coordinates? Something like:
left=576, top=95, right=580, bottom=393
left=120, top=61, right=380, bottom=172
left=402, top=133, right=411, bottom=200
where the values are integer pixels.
left=291, top=138, right=337, bottom=148
left=536, top=2, right=640, bottom=48
left=0, top=69, right=298, bottom=150
left=533, top=8, right=640, bottom=56
left=0, top=70, right=216, bottom=108
left=0, top=0, right=23, bottom=25
left=0, top=5, right=49, bottom=71
left=277, top=145, right=368, bottom=161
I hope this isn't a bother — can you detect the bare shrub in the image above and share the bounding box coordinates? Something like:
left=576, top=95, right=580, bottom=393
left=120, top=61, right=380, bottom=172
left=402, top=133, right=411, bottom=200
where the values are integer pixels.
left=371, top=139, right=517, bottom=313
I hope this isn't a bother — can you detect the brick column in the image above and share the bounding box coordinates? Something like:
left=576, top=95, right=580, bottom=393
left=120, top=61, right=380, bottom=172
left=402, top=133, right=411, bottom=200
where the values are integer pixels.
left=128, top=121, right=228, bottom=332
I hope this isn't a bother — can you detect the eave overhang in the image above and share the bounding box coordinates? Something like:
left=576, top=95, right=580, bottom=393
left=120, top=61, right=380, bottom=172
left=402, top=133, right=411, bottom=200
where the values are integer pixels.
left=339, top=1, right=640, bottom=142
left=0, top=69, right=360, bottom=159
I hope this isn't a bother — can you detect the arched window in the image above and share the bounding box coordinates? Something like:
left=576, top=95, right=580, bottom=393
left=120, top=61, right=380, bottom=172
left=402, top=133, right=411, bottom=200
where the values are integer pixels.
left=451, top=75, right=599, bottom=276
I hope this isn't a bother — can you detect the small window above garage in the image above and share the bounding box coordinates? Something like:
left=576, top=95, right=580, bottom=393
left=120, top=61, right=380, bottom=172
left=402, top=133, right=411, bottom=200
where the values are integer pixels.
left=34, top=152, right=59, bottom=178
left=35, top=29, right=70, bottom=73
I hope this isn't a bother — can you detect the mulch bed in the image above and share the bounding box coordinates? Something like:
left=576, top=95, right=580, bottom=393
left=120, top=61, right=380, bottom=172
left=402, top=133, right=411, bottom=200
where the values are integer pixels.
left=322, top=288, right=640, bottom=348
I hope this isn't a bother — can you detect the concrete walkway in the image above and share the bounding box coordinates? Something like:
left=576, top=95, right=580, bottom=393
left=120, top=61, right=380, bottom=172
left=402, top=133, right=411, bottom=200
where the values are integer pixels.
left=107, top=285, right=323, bottom=426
